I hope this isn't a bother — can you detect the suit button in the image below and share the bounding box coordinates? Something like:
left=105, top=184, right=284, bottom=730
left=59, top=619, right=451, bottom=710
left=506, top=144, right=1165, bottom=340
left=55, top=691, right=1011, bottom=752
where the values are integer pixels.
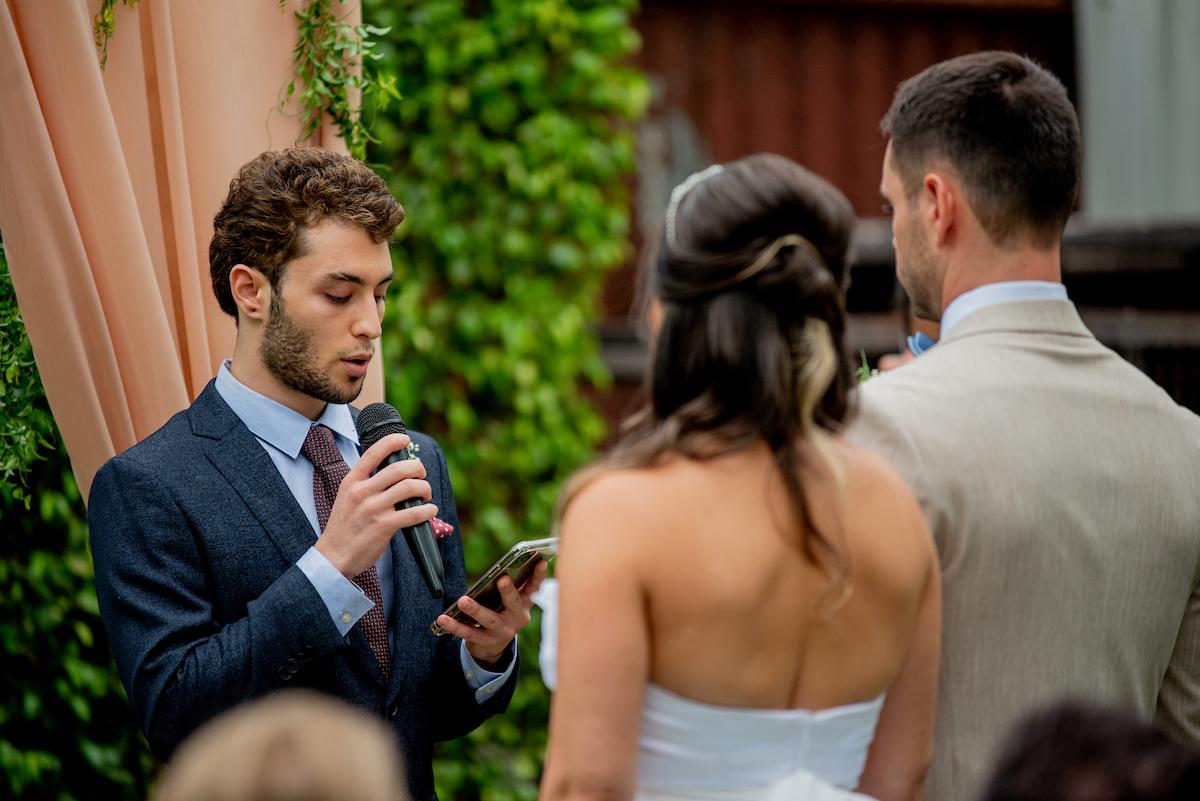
left=300, top=645, right=316, bottom=657
left=278, top=665, right=292, bottom=681
left=286, top=657, right=299, bottom=670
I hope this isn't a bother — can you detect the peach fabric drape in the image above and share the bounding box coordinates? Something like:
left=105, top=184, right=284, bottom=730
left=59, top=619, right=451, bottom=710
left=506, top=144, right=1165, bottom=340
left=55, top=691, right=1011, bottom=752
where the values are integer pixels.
left=0, top=0, right=385, bottom=499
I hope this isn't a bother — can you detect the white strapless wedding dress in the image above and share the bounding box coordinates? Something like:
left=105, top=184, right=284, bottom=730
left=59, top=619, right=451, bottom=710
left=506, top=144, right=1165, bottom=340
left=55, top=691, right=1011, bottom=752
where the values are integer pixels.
left=534, top=579, right=883, bottom=801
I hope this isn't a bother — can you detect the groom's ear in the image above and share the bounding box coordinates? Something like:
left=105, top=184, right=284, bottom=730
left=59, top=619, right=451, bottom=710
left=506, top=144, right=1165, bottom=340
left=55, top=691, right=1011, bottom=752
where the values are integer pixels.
left=920, top=171, right=958, bottom=249
left=647, top=299, right=665, bottom=336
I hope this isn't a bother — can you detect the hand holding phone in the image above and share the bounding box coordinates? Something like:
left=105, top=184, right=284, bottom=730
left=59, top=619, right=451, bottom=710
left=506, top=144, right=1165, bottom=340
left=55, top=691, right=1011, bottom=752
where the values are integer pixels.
left=431, top=537, right=558, bottom=636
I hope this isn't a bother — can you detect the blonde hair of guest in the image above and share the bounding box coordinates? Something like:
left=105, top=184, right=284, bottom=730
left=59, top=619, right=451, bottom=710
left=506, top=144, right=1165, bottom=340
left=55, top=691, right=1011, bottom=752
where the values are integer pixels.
left=152, top=690, right=408, bottom=801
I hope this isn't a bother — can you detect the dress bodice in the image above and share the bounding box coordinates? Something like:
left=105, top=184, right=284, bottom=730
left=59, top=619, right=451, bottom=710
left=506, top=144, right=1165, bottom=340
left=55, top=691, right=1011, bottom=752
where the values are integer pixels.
left=534, top=579, right=884, bottom=799
left=637, top=683, right=883, bottom=793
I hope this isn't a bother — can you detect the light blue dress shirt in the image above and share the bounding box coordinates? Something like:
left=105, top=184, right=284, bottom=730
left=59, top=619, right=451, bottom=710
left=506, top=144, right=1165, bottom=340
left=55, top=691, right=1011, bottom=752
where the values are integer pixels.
left=214, top=362, right=511, bottom=700
left=940, top=281, right=1069, bottom=338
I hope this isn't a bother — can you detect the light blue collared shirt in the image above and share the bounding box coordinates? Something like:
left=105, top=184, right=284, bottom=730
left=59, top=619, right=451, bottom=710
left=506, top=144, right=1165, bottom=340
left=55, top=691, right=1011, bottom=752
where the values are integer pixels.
left=940, top=281, right=1069, bottom=338
left=214, top=361, right=511, bottom=701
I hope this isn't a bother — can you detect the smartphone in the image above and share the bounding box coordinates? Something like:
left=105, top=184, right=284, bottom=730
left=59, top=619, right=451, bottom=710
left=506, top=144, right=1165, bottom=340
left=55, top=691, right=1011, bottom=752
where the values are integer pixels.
left=430, top=537, right=558, bottom=636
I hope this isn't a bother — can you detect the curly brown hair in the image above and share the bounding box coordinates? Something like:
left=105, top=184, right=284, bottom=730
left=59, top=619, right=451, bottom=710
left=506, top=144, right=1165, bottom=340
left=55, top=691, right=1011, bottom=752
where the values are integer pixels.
left=208, top=148, right=405, bottom=318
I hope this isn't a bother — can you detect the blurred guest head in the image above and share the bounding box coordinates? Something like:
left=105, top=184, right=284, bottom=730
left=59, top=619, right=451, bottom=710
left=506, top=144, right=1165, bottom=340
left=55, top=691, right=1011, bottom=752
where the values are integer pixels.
left=979, top=701, right=1200, bottom=801
left=152, top=691, right=408, bottom=801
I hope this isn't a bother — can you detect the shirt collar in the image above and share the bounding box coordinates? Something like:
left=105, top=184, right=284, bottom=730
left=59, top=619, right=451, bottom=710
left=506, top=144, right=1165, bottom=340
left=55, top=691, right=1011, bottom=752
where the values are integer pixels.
left=940, top=281, right=1068, bottom=338
left=214, top=360, right=359, bottom=458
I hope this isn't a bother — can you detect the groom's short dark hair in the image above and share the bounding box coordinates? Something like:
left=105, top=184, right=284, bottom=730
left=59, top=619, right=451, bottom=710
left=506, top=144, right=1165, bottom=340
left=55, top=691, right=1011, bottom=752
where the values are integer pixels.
left=882, top=51, right=1081, bottom=248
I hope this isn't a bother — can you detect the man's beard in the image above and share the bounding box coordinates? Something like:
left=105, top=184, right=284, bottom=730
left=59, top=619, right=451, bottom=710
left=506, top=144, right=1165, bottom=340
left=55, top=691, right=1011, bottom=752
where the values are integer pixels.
left=261, top=296, right=364, bottom=405
left=899, top=221, right=941, bottom=322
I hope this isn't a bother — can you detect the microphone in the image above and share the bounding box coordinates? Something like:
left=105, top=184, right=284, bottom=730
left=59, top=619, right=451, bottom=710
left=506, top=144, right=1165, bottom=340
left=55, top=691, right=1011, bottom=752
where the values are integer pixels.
left=355, top=402, right=445, bottom=599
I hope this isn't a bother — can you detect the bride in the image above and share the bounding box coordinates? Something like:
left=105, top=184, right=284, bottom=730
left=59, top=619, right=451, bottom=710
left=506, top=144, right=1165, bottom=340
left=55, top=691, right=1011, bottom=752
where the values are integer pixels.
left=538, top=155, right=940, bottom=801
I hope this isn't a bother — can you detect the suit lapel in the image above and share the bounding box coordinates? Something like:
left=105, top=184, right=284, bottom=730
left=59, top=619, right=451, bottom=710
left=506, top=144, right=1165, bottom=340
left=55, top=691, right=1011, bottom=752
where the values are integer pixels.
left=383, top=445, right=447, bottom=702
left=191, top=383, right=316, bottom=564
left=349, top=421, right=427, bottom=693
left=388, top=533, right=434, bottom=701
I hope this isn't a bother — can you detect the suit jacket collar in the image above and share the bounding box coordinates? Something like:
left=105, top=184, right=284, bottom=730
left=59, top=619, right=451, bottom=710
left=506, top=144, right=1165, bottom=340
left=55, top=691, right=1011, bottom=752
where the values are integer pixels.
left=940, top=281, right=1067, bottom=338
left=939, top=299, right=1094, bottom=346
left=214, top=362, right=359, bottom=457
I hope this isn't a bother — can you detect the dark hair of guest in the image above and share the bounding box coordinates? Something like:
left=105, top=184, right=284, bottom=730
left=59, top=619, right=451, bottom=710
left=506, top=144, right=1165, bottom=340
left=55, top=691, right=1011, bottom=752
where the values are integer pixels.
left=980, top=701, right=1200, bottom=801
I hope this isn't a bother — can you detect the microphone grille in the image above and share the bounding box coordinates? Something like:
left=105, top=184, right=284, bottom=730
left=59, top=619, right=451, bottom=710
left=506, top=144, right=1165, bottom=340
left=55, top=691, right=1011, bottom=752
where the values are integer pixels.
left=355, top=402, right=408, bottom=449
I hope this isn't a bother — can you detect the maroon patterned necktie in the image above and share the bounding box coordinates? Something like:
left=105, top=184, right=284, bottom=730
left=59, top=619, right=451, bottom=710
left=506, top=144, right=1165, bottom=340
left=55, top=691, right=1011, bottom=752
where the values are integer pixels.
left=301, top=424, right=392, bottom=679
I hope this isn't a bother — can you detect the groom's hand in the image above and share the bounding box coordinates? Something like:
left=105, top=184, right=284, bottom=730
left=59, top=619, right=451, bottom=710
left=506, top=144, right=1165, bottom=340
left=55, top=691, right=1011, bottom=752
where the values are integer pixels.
left=438, top=560, right=549, bottom=669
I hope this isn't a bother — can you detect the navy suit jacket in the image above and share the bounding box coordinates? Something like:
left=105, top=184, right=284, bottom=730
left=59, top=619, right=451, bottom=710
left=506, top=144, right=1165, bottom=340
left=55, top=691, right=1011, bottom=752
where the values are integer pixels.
left=88, top=381, right=515, bottom=800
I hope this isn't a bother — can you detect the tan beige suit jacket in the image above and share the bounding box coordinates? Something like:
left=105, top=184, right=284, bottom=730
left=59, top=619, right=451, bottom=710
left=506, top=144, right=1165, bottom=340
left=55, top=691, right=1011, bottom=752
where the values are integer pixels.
left=846, top=299, right=1200, bottom=801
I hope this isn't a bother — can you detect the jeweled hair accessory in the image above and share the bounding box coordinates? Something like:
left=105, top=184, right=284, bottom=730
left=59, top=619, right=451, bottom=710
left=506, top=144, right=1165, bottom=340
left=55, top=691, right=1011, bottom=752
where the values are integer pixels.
left=664, top=164, right=725, bottom=251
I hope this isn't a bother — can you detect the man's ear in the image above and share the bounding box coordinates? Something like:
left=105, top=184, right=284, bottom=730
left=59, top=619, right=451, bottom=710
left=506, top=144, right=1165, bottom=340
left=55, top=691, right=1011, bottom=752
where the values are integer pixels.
left=646, top=298, right=664, bottom=337
left=922, top=171, right=957, bottom=248
left=229, top=264, right=270, bottom=322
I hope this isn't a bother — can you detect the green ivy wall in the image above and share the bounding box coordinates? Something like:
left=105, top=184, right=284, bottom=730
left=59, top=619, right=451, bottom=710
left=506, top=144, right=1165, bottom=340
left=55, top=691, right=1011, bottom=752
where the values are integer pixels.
left=364, top=2, right=647, bottom=798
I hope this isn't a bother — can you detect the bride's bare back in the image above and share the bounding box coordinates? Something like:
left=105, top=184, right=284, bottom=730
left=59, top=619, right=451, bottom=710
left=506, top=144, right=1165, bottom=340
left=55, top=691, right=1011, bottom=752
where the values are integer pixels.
left=633, top=438, right=934, bottom=711
left=545, top=438, right=939, bottom=801
left=541, top=153, right=938, bottom=801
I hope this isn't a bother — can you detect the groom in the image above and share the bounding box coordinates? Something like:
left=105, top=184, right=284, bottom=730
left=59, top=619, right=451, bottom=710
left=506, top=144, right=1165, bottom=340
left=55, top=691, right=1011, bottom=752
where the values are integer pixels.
left=88, top=148, right=543, bottom=801
left=848, top=52, right=1200, bottom=801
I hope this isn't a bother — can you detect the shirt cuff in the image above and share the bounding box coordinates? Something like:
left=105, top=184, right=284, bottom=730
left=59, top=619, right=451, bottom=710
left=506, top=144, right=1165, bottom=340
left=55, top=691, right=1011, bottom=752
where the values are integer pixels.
left=297, top=547, right=374, bottom=637
left=460, top=637, right=517, bottom=704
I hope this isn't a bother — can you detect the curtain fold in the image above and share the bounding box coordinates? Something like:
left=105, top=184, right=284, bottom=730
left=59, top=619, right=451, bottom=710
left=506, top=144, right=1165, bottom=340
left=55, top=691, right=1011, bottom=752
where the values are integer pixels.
left=0, top=0, right=383, bottom=499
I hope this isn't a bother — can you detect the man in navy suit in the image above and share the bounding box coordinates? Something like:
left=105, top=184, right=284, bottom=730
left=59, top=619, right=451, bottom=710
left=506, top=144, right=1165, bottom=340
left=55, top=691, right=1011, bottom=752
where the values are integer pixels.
left=88, top=148, right=544, bottom=801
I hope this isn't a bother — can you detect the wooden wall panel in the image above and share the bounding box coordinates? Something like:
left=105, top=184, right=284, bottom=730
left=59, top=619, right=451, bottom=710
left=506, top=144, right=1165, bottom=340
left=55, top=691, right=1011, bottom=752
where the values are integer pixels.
left=632, top=0, right=1076, bottom=218
left=604, top=1, right=1076, bottom=322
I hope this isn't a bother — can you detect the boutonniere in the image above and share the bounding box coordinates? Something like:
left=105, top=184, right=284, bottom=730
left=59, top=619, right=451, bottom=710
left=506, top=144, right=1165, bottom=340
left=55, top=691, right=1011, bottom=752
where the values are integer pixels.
left=430, top=517, right=455, bottom=541
left=406, top=440, right=421, bottom=458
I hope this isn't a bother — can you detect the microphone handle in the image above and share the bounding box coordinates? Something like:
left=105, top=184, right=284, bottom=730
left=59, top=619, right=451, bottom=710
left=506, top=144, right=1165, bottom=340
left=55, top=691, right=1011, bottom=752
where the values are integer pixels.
left=397, top=498, right=445, bottom=598
left=375, top=450, right=445, bottom=598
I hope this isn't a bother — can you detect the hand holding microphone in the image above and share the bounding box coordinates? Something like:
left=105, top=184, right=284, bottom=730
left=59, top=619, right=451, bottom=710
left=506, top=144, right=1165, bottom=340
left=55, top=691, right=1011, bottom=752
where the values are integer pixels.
left=312, top=405, right=443, bottom=597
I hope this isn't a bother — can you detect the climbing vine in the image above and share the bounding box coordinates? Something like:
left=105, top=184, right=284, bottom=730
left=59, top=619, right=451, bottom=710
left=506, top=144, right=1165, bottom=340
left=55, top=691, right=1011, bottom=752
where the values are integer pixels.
left=92, top=0, right=140, bottom=69
left=93, top=0, right=395, bottom=160
left=279, top=0, right=400, bottom=160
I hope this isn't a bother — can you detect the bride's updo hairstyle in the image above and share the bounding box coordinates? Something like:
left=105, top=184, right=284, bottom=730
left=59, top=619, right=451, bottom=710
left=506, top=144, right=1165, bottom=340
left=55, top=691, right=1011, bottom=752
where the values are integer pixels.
left=566, top=153, right=857, bottom=579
